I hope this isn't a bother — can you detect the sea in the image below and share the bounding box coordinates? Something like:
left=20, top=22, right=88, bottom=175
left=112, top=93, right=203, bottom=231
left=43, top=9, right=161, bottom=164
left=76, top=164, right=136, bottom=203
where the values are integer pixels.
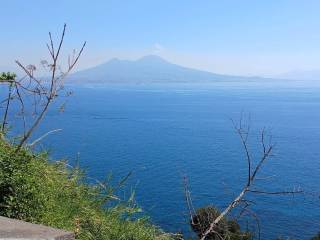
left=23, top=80, right=320, bottom=239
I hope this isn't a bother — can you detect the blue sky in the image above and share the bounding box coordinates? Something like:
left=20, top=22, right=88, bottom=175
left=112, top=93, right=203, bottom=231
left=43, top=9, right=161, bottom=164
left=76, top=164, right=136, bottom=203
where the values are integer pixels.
left=1, top=0, right=320, bottom=76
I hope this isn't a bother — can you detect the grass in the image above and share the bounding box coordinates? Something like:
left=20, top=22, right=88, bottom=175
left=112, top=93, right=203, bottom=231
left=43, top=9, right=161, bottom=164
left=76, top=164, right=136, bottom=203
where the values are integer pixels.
left=0, top=139, right=173, bottom=240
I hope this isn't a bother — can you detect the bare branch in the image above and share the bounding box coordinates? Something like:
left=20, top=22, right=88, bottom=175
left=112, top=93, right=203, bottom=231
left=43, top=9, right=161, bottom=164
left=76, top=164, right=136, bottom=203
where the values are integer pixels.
left=248, top=189, right=303, bottom=195
left=199, top=118, right=303, bottom=240
left=68, top=41, right=86, bottom=71
left=54, top=23, right=66, bottom=62
left=49, top=32, right=55, bottom=57
left=200, top=187, right=249, bottom=240
left=1, top=82, right=13, bottom=134
left=28, top=128, right=62, bottom=147
left=238, top=205, right=261, bottom=240
left=10, top=24, right=86, bottom=151
left=231, top=118, right=252, bottom=186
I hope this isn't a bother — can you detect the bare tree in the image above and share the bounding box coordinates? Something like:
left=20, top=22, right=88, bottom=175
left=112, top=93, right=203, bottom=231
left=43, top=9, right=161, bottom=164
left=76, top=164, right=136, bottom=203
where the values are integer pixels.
left=184, top=117, right=303, bottom=240
left=0, top=72, right=16, bottom=137
left=0, top=24, right=85, bottom=151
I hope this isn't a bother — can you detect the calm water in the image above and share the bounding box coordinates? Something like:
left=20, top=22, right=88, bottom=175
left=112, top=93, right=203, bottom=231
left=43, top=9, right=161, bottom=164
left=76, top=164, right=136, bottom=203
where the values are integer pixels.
left=32, top=81, right=320, bottom=239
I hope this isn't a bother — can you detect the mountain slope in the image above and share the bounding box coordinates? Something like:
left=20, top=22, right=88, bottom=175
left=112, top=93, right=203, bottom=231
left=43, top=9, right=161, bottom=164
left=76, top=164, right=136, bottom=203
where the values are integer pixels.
left=275, top=69, right=320, bottom=81
left=69, top=55, right=258, bottom=84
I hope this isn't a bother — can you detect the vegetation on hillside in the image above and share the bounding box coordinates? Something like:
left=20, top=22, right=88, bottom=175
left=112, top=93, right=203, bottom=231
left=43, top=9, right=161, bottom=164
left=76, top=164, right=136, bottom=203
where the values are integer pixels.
left=0, top=139, right=173, bottom=240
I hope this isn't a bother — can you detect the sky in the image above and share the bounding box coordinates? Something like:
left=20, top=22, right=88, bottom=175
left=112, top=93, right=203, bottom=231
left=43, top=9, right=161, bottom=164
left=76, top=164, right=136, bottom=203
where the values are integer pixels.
left=1, top=0, right=320, bottom=77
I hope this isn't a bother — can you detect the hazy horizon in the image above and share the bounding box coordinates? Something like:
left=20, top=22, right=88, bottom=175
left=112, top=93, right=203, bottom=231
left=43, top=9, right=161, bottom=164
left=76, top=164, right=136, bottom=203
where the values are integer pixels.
left=2, top=1, right=320, bottom=78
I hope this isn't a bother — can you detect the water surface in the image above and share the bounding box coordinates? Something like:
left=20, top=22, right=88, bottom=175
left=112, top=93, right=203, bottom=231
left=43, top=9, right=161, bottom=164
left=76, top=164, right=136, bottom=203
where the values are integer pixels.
left=33, top=81, right=320, bottom=239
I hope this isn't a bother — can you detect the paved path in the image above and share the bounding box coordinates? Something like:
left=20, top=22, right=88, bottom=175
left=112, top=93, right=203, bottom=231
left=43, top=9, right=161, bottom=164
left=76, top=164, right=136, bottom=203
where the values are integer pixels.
left=0, top=216, right=74, bottom=239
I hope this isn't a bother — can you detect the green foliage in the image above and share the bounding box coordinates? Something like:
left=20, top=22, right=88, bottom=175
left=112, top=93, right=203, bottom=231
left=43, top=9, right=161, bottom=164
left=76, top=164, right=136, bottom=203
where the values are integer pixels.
left=190, top=206, right=252, bottom=240
left=0, top=72, right=16, bottom=81
left=0, top=140, right=172, bottom=240
left=311, top=233, right=320, bottom=240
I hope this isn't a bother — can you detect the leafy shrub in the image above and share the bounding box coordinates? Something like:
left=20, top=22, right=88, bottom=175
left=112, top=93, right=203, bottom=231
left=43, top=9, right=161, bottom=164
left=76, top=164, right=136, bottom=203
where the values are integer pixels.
left=190, top=206, right=252, bottom=240
left=312, top=233, right=320, bottom=240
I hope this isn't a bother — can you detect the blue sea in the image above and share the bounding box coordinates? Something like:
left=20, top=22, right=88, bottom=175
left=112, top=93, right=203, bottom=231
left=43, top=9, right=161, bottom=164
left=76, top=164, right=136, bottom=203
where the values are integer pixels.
left=31, top=81, right=320, bottom=239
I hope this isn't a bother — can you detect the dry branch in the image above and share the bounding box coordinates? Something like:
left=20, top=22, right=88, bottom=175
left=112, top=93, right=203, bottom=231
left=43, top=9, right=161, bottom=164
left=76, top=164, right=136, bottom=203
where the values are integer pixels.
left=3, top=24, right=87, bottom=151
left=196, top=119, right=302, bottom=240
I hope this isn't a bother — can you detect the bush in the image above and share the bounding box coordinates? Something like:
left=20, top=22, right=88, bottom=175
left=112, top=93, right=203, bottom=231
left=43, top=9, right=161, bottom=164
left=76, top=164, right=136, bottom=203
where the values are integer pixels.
left=0, top=139, right=172, bottom=240
left=190, top=206, right=252, bottom=240
left=312, top=233, right=320, bottom=240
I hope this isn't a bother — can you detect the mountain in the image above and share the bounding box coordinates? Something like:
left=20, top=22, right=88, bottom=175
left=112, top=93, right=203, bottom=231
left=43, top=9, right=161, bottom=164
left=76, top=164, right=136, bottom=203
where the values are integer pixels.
left=69, top=55, right=262, bottom=84
left=275, top=69, right=320, bottom=81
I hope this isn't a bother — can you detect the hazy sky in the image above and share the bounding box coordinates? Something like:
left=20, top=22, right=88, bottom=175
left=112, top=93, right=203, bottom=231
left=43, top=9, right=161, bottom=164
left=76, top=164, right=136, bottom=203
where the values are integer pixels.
left=1, top=0, right=320, bottom=76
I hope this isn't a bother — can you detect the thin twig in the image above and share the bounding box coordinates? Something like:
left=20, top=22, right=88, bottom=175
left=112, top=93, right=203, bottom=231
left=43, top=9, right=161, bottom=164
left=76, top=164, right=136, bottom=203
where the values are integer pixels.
left=28, top=129, right=62, bottom=147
